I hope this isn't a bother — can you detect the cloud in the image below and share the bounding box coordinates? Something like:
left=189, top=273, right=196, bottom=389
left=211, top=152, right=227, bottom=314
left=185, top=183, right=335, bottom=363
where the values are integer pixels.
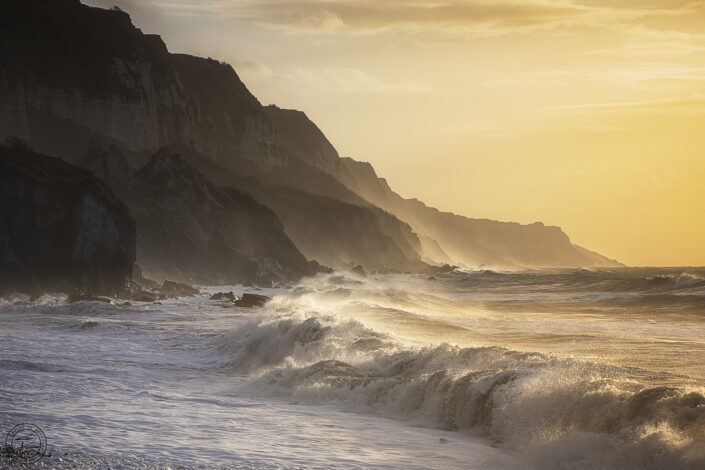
left=587, top=26, right=705, bottom=57
left=155, top=0, right=593, bottom=34
left=482, top=65, right=705, bottom=90
left=235, top=60, right=276, bottom=81
left=282, top=67, right=433, bottom=94
left=590, top=66, right=705, bottom=84
left=106, top=0, right=705, bottom=52
left=545, top=95, right=705, bottom=114
left=248, top=0, right=586, bottom=31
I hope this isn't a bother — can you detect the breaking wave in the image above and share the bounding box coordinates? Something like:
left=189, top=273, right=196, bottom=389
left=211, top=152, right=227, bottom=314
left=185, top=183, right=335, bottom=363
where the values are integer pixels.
left=217, top=284, right=705, bottom=469
left=457, top=269, right=705, bottom=293
left=645, top=273, right=705, bottom=291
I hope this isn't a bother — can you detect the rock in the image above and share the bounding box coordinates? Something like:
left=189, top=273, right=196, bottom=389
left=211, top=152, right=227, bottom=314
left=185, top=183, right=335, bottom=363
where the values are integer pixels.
left=66, top=294, right=112, bottom=303
left=129, top=291, right=163, bottom=302
left=159, top=280, right=200, bottom=297
left=132, top=264, right=158, bottom=289
left=210, top=291, right=237, bottom=302
left=82, top=147, right=320, bottom=286
left=435, top=264, right=457, bottom=274
left=0, top=141, right=136, bottom=296
left=117, top=279, right=163, bottom=302
left=349, top=265, right=367, bottom=278
left=234, top=293, right=271, bottom=308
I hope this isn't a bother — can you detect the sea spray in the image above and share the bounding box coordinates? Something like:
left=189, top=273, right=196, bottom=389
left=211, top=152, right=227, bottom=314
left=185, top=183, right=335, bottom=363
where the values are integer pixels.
left=216, top=270, right=705, bottom=469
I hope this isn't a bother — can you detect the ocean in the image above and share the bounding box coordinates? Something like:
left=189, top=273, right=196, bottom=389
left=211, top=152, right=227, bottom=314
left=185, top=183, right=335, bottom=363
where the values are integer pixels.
left=1, top=268, right=704, bottom=469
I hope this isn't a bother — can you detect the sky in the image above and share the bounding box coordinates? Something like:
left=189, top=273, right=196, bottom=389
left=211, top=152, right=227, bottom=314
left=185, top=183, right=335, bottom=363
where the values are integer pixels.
left=84, top=0, right=705, bottom=266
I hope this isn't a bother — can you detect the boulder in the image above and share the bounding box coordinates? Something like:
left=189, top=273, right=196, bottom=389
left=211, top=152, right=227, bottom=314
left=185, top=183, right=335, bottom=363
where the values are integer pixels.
left=349, top=265, right=367, bottom=278
left=66, top=294, right=112, bottom=303
left=159, top=280, right=200, bottom=297
left=129, top=291, right=164, bottom=302
left=435, top=264, right=457, bottom=274
left=132, top=263, right=158, bottom=289
left=210, top=291, right=237, bottom=302
left=234, top=293, right=271, bottom=308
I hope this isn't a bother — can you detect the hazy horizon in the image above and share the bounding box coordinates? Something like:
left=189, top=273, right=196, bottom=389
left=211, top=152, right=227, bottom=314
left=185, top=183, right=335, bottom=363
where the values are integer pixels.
left=82, top=0, right=705, bottom=267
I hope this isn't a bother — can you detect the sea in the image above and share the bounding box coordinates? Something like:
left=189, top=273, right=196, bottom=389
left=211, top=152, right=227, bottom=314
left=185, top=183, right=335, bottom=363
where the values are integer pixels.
left=1, top=267, right=704, bottom=469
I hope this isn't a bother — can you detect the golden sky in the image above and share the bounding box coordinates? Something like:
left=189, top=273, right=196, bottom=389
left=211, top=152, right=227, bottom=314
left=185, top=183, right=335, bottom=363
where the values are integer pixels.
left=86, top=0, right=705, bottom=266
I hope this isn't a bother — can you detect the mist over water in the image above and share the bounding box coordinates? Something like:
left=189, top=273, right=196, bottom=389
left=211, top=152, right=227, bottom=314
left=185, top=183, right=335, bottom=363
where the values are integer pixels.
left=1, top=268, right=704, bottom=469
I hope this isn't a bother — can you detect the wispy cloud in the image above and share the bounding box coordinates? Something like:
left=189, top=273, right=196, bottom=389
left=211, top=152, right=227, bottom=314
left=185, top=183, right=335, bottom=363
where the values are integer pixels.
left=95, top=0, right=705, bottom=58
left=157, top=0, right=593, bottom=34
left=590, top=66, right=705, bottom=84
left=545, top=95, right=705, bottom=114
left=235, top=60, right=276, bottom=81
left=587, top=26, right=705, bottom=57
left=281, top=67, right=433, bottom=94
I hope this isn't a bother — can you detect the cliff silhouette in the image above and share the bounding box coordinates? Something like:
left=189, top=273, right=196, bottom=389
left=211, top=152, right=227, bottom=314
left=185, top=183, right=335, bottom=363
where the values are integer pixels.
left=0, top=0, right=621, bottom=285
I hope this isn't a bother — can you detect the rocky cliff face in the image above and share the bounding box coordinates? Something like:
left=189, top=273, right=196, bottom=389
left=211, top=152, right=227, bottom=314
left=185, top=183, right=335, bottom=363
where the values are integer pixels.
left=264, top=106, right=622, bottom=268
left=0, top=0, right=621, bottom=272
left=264, top=105, right=340, bottom=175
left=236, top=183, right=429, bottom=273
left=0, top=0, right=282, bottom=172
left=0, top=142, right=136, bottom=295
left=80, top=146, right=320, bottom=285
left=336, top=157, right=622, bottom=267
left=0, top=0, right=430, bottom=273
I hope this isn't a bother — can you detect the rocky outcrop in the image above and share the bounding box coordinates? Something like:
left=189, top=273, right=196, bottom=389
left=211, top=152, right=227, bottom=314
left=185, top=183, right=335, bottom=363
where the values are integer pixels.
left=159, top=280, right=200, bottom=297
left=235, top=293, right=271, bottom=308
left=209, top=291, right=270, bottom=307
left=211, top=291, right=237, bottom=302
left=0, top=142, right=136, bottom=295
left=80, top=146, right=320, bottom=285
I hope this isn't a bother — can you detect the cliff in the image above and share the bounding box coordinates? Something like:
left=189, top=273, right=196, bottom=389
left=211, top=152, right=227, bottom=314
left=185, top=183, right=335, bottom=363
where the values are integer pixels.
left=0, top=0, right=621, bottom=272
left=0, top=0, right=429, bottom=273
left=80, top=146, right=320, bottom=285
left=0, top=0, right=281, bottom=171
left=0, top=141, right=136, bottom=295
left=264, top=106, right=622, bottom=268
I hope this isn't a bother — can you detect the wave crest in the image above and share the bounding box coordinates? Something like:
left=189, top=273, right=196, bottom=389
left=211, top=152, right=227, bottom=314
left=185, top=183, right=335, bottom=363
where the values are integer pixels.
left=219, top=312, right=705, bottom=469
